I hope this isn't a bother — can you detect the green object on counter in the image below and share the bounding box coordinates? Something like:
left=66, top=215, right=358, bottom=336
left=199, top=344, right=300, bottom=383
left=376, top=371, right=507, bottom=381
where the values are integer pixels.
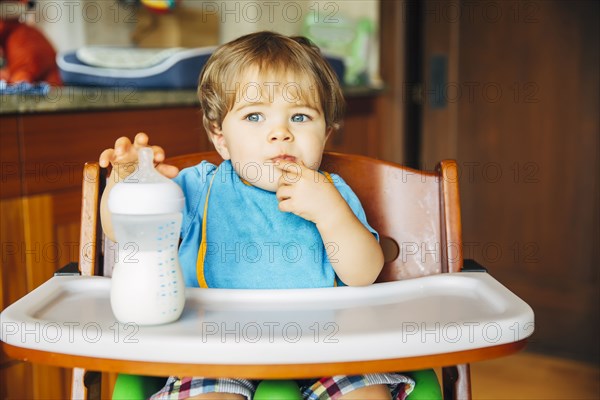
left=302, top=15, right=374, bottom=85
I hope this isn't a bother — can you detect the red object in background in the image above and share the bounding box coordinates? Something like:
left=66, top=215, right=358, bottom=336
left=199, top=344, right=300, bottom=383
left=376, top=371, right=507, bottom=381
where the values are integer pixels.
left=0, top=0, right=62, bottom=85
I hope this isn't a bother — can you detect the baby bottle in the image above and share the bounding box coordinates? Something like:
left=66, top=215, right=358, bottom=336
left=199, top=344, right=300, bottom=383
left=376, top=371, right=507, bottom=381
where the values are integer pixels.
left=108, top=147, right=185, bottom=325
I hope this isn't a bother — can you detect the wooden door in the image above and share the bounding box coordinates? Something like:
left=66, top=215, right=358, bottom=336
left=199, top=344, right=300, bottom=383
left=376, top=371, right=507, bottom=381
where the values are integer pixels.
left=420, top=0, right=599, bottom=362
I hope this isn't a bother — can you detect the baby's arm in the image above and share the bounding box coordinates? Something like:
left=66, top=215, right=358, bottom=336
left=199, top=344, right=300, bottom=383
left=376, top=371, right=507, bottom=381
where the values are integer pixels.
left=99, top=133, right=178, bottom=241
left=276, top=162, right=384, bottom=286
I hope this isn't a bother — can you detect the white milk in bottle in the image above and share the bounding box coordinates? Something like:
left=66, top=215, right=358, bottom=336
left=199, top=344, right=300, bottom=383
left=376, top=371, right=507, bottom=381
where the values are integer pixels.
left=108, top=147, right=185, bottom=325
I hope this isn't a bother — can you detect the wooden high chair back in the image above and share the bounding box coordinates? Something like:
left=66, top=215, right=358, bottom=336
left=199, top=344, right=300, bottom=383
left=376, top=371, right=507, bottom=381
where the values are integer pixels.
left=74, top=151, right=468, bottom=399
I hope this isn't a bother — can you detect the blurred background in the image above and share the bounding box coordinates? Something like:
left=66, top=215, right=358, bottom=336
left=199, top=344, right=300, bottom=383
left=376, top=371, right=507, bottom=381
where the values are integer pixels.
left=1, top=0, right=598, bottom=398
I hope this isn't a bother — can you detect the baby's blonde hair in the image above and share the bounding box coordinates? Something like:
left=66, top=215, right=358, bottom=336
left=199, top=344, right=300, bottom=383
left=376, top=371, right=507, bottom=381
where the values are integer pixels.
left=198, top=31, right=345, bottom=133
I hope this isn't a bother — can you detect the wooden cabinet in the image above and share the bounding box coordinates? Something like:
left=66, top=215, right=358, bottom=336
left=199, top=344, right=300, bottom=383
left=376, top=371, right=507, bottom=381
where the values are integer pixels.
left=0, top=116, right=20, bottom=199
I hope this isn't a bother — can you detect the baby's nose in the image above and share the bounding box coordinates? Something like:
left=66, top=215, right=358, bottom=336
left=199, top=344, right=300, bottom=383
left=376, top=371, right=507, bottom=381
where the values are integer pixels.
left=268, top=126, right=293, bottom=142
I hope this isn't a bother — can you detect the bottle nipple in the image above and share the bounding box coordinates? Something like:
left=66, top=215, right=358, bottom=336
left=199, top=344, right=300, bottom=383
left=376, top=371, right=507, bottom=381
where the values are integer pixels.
left=138, top=147, right=154, bottom=173
left=126, top=147, right=163, bottom=184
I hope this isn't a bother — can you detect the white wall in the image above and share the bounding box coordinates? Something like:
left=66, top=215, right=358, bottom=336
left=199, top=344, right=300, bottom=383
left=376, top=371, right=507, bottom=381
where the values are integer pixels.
left=31, top=0, right=136, bottom=53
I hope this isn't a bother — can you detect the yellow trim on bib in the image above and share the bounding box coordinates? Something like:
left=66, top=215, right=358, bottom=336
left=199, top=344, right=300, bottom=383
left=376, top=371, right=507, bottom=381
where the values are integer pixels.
left=196, top=170, right=218, bottom=288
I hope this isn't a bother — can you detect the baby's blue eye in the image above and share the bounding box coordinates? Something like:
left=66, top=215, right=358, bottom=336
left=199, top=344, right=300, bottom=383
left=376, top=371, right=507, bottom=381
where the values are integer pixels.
left=245, top=113, right=263, bottom=122
left=291, top=114, right=309, bottom=123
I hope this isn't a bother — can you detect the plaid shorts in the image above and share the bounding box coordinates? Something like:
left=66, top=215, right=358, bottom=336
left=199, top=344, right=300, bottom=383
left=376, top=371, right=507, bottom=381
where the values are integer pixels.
left=149, top=373, right=414, bottom=400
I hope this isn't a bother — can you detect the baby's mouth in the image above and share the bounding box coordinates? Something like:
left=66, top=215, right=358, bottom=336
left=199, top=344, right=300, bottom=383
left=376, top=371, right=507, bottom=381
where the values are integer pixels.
left=271, top=154, right=297, bottom=163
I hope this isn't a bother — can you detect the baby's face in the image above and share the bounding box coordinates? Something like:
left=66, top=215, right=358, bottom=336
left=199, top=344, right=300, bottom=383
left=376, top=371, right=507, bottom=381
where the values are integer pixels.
left=211, top=69, right=330, bottom=192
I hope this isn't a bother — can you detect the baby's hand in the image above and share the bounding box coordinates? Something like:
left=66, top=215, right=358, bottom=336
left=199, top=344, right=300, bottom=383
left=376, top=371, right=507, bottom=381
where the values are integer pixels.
left=275, top=161, right=347, bottom=227
left=99, top=133, right=178, bottom=180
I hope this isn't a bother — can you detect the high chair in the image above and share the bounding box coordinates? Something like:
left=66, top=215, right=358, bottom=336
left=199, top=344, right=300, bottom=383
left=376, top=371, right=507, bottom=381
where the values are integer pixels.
left=0, top=151, right=533, bottom=400
left=91, top=151, right=465, bottom=399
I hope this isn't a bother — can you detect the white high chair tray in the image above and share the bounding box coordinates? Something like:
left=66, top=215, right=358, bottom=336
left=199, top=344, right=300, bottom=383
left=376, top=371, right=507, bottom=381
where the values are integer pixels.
left=0, top=272, right=534, bottom=364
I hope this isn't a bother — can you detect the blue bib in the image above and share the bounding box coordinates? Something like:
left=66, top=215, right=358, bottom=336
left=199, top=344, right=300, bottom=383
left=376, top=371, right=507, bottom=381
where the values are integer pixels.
left=197, top=161, right=335, bottom=289
left=174, top=160, right=377, bottom=289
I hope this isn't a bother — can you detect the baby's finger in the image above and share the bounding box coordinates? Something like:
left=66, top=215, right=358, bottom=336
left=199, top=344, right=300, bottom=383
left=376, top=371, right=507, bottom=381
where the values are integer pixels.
left=150, top=145, right=166, bottom=163
left=99, top=148, right=116, bottom=168
left=133, top=132, right=149, bottom=148
left=276, top=185, right=292, bottom=202
left=156, top=163, right=179, bottom=179
left=275, top=160, right=304, bottom=173
left=278, top=161, right=312, bottom=181
left=113, top=137, right=133, bottom=157
left=278, top=171, right=295, bottom=187
left=277, top=198, right=293, bottom=213
left=275, top=162, right=299, bottom=175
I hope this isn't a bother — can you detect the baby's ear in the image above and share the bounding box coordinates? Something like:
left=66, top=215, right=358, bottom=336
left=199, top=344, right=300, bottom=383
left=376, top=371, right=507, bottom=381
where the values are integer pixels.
left=208, top=124, right=230, bottom=160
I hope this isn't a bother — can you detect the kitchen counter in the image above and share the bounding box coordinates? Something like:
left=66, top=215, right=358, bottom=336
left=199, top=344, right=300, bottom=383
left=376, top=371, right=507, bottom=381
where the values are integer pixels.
left=0, top=87, right=199, bottom=114
left=0, top=85, right=384, bottom=115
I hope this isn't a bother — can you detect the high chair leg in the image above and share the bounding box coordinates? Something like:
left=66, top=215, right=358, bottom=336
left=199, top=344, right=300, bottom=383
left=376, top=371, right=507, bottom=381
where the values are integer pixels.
left=442, top=364, right=471, bottom=400
left=72, top=368, right=101, bottom=400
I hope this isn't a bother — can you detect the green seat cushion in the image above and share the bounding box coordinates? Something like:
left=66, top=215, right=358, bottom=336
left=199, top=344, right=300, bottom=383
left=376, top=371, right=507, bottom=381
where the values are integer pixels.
left=112, top=374, right=166, bottom=400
